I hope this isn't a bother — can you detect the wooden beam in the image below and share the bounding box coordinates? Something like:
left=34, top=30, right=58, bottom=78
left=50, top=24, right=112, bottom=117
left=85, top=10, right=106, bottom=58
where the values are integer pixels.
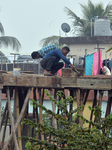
left=98, top=90, right=103, bottom=106
left=33, top=88, right=39, bottom=140
left=83, top=90, right=90, bottom=105
left=79, top=90, right=84, bottom=127
left=77, top=79, right=112, bottom=90
left=38, top=88, right=44, bottom=141
left=1, top=111, right=9, bottom=149
left=75, top=89, right=79, bottom=124
left=15, top=88, right=22, bottom=150
left=3, top=88, right=31, bottom=150
left=6, top=87, right=19, bottom=150
left=50, top=89, right=57, bottom=129
left=89, top=90, right=97, bottom=128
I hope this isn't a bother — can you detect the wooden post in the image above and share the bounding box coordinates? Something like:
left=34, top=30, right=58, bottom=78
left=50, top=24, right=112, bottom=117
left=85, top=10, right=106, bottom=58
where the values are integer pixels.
left=89, top=90, right=97, bottom=128
left=38, top=88, right=44, bottom=141
left=79, top=90, right=84, bottom=127
left=99, top=90, right=103, bottom=106
left=15, top=88, right=22, bottom=150
left=6, top=87, right=19, bottom=150
left=3, top=88, right=31, bottom=150
left=1, top=111, right=9, bottom=149
left=33, top=88, right=39, bottom=140
left=84, top=49, right=87, bottom=75
left=50, top=89, right=57, bottom=129
left=83, top=90, right=90, bottom=105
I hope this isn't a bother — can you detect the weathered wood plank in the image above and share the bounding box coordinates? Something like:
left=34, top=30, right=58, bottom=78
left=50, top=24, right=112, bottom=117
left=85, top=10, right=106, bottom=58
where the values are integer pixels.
left=77, top=79, right=112, bottom=90
left=62, top=68, right=84, bottom=77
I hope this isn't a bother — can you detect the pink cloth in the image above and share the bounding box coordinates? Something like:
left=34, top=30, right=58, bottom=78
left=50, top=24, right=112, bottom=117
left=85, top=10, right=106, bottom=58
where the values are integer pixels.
left=55, top=63, right=65, bottom=76
left=93, top=50, right=103, bottom=75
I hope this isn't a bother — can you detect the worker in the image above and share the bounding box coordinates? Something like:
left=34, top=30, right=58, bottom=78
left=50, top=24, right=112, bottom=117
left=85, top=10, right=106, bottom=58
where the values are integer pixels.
left=31, top=44, right=59, bottom=59
left=102, top=62, right=111, bottom=75
left=40, top=46, right=75, bottom=76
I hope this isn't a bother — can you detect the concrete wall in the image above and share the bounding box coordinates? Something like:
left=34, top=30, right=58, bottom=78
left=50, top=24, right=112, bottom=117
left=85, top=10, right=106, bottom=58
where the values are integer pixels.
left=67, top=43, right=111, bottom=60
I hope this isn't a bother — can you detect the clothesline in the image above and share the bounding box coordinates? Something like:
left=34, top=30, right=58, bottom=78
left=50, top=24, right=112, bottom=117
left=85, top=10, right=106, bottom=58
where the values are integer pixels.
left=85, top=50, right=103, bottom=75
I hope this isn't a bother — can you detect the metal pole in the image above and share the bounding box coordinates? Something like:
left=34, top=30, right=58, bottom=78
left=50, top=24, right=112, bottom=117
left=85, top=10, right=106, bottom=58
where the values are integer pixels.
left=85, top=49, right=87, bottom=75
left=38, top=59, right=40, bottom=74
left=1, top=55, right=2, bottom=70
left=91, top=19, right=92, bottom=36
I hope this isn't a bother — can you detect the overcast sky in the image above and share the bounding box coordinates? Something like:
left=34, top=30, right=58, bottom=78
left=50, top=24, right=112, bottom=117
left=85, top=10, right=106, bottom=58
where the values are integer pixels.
left=0, top=0, right=112, bottom=56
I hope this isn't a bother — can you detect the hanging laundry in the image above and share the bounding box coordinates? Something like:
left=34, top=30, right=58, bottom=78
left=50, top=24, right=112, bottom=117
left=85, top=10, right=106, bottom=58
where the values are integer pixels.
left=86, top=54, right=93, bottom=75
left=93, top=50, right=103, bottom=75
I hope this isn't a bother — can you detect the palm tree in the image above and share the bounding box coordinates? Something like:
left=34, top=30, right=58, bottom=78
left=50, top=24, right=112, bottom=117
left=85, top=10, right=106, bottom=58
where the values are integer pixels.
left=64, top=0, right=112, bottom=36
left=40, top=0, right=112, bottom=47
left=0, top=22, right=21, bottom=51
left=40, top=35, right=60, bottom=47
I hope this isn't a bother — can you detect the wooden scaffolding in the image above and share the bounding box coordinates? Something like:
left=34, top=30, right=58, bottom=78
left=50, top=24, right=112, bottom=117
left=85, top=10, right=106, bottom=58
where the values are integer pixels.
left=0, top=68, right=112, bottom=150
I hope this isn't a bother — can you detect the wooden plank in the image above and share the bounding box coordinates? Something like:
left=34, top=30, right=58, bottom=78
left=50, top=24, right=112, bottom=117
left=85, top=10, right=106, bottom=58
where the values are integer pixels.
left=62, top=77, right=77, bottom=87
left=77, top=79, right=112, bottom=90
left=62, top=68, right=84, bottom=77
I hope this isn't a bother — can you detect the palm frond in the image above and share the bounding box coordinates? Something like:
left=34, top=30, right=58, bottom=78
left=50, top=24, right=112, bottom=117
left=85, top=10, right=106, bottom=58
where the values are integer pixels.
left=40, top=36, right=60, bottom=47
left=0, top=36, right=21, bottom=51
left=64, top=7, right=85, bottom=26
left=0, top=22, right=5, bottom=35
left=103, top=3, right=112, bottom=18
left=79, top=0, right=104, bottom=20
left=106, top=44, right=112, bottom=53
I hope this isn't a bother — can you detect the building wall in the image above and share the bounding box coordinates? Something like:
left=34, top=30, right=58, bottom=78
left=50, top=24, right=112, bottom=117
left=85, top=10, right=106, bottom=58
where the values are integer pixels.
left=1, top=99, right=109, bottom=119
left=74, top=100, right=108, bottom=122
left=67, top=43, right=111, bottom=60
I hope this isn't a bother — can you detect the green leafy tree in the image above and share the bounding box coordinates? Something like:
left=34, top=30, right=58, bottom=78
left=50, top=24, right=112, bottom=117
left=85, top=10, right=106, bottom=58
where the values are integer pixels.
left=21, top=90, right=112, bottom=150
left=0, top=21, right=21, bottom=51
left=40, top=0, right=112, bottom=47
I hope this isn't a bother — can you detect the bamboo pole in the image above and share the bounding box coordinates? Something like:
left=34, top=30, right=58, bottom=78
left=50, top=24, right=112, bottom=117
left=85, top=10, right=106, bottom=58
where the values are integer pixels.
left=15, top=88, right=22, bottom=150
left=98, top=90, right=103, bottom=106
left=79, top=90, right=84, bottom=127
left=38, top=88, right=44, bottom=141
left=83, top=90, right=90, bottom=105
left=3, top=88, right=31, bottom=150
left=6, top=87, right=19, bottom=150
left=89, top=90, right=97, bottom=128
left=75, top=89, right=79, bottom=124
left=50, top=89, right=57, bottom=129
left=1, top=102, right=8, bottom=130
left=1, top=111, right=9, bottom=149
left=33, top=88, right=39, bottom=139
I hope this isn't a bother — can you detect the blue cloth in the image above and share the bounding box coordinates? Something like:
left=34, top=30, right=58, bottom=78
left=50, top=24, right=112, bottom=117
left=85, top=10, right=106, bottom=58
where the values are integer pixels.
left=86, top=54, right=93, bottom=75
left=37, top=44, right=59, bottom=57
left=43, top=49, right=71, bottom=64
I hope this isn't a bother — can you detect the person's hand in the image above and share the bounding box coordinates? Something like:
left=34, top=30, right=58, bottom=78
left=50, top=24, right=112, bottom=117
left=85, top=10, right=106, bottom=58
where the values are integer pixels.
left=70, top=63, right=75, bottom=70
